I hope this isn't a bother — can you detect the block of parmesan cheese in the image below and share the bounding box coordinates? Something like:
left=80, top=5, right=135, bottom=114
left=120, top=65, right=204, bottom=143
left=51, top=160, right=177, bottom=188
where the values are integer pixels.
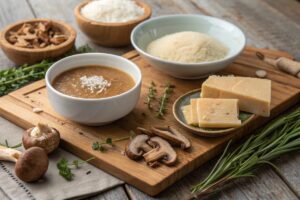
left=201, top=76, right=271, bottom=117
left=197, top=98, right=241, bottom=128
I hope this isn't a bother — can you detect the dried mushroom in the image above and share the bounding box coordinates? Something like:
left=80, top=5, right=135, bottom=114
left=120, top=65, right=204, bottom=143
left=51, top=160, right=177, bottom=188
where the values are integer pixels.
left=0, top=146, right=48, bottom=182
left=143, top=137, right=177, bottom=166
left=7, top=21, right=68, bottom=49
left=125, top=134, right=152, bottom=160
left=23, top=123, right=60, bottom=154
left=137, top=126, right=191, bottom=150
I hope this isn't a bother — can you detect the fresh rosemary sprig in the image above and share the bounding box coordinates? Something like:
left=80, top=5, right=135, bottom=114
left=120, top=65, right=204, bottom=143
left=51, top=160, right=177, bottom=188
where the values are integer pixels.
left=92, top=131, right=136, bottom=152
left=0, top=139, right=22, bottom=149
left=190, top=108, right=300, bottom=199
left=0, top=44, right=93, bottom=96
left=156, top=84, right=175, bottom=118
left=145, top=81, right=157, bottom=109
left=57, top=157, right=95, bottom=181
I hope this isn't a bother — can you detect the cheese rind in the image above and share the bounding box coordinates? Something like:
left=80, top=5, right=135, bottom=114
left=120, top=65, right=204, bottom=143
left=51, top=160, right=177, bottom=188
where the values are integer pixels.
left=197, top=98, right=241, bottom=128
left=201, top=76, right=271, bottom=117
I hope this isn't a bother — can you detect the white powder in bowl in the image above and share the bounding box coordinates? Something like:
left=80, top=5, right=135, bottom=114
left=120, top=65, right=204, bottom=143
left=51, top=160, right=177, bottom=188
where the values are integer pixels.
left=81, top=0, right=145, bottom=23
left=147, top=31, right=229, bottom=63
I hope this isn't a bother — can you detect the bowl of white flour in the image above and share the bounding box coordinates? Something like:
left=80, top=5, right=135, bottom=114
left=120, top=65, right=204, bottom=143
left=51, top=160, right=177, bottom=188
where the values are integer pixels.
left=131, top=14, right=246, bottom=79
left=74, top=0, right=152, bottom=47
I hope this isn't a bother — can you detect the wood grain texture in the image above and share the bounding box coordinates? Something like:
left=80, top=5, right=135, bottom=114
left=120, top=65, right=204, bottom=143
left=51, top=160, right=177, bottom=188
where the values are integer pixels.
left=0, top=0, right=300, bottom=199
left=0, top=47, right=299, bottom=196
left=87, top=186, right=129, bottom=200
left=192, top=0, right=300, bottom=59
left=125, top=165, right=298, bottom=200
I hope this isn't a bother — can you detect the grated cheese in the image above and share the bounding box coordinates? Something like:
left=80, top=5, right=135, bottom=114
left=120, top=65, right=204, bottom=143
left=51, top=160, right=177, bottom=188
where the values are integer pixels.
left=80, top=75, right=111, bottom=94
left=81, top=0, right=144, bottom=23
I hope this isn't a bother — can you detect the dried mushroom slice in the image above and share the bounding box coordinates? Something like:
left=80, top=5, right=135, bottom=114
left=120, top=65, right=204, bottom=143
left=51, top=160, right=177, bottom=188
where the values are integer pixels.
left=143, top=137, right=177, bottom=166
left=125, top=134, right=152, bottom=160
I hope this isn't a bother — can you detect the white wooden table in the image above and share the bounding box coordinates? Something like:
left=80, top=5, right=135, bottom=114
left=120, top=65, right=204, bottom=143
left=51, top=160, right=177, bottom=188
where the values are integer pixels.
left=1, top=0, right=300, bottom=199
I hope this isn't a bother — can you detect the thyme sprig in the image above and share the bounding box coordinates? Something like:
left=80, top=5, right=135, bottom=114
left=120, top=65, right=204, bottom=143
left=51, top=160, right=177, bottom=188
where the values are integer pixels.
left=156, top=84, right=175, bottom=118
left=57, top=157, right=95, bottom=181
left=0, top=44, right=93, bottom=96
left=92, top=131, right=136, bottom=152
left=145, top=81, right=157, bottom=109
left=0, top=139, right=22, bottom=149
left=190, top=108, right=300, bottom=199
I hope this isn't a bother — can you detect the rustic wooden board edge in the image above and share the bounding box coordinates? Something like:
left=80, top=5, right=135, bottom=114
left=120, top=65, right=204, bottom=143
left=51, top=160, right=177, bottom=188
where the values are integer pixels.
left=0, top=47, right=299, bottom=196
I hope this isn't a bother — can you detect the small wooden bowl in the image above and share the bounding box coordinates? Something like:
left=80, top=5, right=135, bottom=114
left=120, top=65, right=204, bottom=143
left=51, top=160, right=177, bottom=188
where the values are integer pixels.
left=0, top=19, right=76, bottom=65
left=74, top=0, right=152, bottom=47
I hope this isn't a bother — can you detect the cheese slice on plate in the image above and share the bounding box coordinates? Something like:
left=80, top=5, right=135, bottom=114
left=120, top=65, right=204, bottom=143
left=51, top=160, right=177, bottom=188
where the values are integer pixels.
left=181, top=105, right=193, bottom=125
left=197, top=98, right=241, bottom=128
left=190, top=99, right=199, bottom=126
left=201, top=76, right=271, bottom=117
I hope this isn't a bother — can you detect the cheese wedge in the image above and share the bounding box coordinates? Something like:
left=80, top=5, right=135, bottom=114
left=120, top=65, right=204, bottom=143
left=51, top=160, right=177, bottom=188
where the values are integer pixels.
left=181, top=105, right=193, bottom=125
left=190, top=99, right=199, bottom=126
left=197, top=98, right=241, bottom=128
left=201, top=76, right=271, bottom=117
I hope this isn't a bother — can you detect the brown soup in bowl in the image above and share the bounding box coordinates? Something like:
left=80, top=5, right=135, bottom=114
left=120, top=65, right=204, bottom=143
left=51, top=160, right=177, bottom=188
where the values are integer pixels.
left=52, top=65, right=135, bottom=99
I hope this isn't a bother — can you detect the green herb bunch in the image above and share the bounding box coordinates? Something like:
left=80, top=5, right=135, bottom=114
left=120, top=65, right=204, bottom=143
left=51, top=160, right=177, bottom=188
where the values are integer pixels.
left=191, top=108, right=300, bottom=199
left=156, top=84, right=175, bottom=118
left=0, top=45, right=92, bottom=96
left=145, top=81, right=157, bottom=109
left=57, top=157, right=94, bottom=181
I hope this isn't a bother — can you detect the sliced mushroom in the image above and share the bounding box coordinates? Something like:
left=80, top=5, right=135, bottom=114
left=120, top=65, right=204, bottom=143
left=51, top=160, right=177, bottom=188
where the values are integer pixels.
left=150, top=126, right=191, bottom=150
left=23, top=123, right=60, bottom=154
left=0, top=146, right=48, bottom=182
left=143, top=137, right=177, bottom=166
left=125, top=134, right=152, bottom=160
left=136, top=127, right=154, bottom=136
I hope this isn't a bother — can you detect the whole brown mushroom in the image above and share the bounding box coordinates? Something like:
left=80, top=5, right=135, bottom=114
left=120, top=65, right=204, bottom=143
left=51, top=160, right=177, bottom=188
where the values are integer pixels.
left=23, top=123, right=60, bottom=154
left=0, top=146, right=49, bottom=182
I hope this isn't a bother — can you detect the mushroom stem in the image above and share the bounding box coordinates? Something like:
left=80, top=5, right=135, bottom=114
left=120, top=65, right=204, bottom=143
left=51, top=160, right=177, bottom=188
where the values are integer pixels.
left=143, top=147, right=167, bottom=163
left=0, top=145, right=22, bottom=163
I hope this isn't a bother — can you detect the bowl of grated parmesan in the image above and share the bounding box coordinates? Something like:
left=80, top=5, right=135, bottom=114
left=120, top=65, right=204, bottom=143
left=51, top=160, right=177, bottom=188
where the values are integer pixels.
left=74, top=0, right=151, bottom=47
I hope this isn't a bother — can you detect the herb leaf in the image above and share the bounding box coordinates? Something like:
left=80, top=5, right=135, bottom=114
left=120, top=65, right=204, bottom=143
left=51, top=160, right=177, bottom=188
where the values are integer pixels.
left=156, top=84, right=175, bottom=118
left=0, top=45, right=93, bottom=97
left=92, top=132, right=134, bottom=152
left=145, top=81, right=157, bottom=109
left=57, top=157, right=94, bottom=181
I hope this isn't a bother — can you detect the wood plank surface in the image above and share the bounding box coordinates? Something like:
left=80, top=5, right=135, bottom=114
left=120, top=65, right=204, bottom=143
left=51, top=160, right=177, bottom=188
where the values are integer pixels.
left=0, top=47, right=299, bottom=196
left=0, top=0, right=300, bottom=199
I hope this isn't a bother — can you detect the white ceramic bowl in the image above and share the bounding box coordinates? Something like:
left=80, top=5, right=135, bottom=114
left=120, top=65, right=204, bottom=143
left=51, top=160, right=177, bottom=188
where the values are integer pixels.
left=45, top=53, right=142, bottom=125
left=131, top=14, right=246, bottom=79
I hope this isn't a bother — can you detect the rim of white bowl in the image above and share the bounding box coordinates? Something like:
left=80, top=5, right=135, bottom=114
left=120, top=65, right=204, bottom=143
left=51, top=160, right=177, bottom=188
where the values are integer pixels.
left=45, top=53, right=142, bottom=102
left=131, top=14, right=246, bottom=66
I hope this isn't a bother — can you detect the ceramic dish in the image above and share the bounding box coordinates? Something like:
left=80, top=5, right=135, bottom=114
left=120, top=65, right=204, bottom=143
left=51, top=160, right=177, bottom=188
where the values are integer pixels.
left=46, top=53, right=142, bottom=125
left=131, top=14, right=246, bottom=79
left=0, top=18, right=76, bottom=65
left=173, top=89, right=254, bottom=137
left=74, top=0, right=152, bottom=47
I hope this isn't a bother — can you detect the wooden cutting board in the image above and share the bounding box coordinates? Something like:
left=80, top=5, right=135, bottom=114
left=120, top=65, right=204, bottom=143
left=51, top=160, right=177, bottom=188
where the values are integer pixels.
left=0, top=47, right=299, bottom=196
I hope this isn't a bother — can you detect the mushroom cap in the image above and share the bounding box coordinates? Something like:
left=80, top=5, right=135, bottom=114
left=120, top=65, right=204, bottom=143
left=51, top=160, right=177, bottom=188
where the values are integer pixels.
left=143, top=137, right=177, bottom=166
left=15, top=147, right=49, bottom=182
left=23, top=124, right=60, bottom=154
left=125, top=134, right=152, bottom=160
